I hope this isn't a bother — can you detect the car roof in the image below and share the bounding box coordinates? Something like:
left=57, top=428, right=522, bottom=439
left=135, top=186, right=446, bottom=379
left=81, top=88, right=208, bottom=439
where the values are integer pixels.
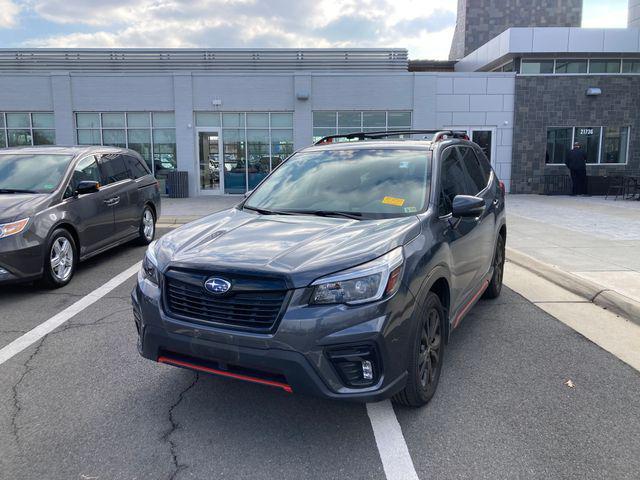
left=302, top=139, right=435, bottom=153
left=0, top=145, right=133, bottom=157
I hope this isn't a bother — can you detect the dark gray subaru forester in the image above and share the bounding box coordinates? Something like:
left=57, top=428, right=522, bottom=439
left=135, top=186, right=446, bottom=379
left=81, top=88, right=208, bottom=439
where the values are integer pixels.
left=132, top=130, right=506, bottom=407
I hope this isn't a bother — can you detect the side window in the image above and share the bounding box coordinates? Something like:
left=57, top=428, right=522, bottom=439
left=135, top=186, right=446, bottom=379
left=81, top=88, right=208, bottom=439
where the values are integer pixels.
left=438, top=147, right=468, bottom=216
left=65, top=155, right=101, bottom=198
left=124, top=155, right=150, bottom=179
left=458, top=147, right=489, bottom=194
left=100, top=154, right=129, bottom=185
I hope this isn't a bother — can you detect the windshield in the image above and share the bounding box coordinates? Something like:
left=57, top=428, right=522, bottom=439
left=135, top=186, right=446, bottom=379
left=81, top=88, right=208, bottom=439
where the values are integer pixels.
left=244, top=148, right=431, bottom=219
left=0, top=154, right=74, bottom=193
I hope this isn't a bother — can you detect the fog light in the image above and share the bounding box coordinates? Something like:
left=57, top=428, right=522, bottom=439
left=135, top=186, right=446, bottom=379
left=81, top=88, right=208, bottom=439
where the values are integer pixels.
left=362, top=360, right=373, bottom=380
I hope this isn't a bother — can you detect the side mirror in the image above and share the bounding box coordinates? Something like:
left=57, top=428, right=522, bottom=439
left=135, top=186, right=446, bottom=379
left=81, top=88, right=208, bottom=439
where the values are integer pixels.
left=244, top=189, right=254, bottom=198
left=75, top=181, right=100, bottom=196
left=452, top=195, right=485, bottom=218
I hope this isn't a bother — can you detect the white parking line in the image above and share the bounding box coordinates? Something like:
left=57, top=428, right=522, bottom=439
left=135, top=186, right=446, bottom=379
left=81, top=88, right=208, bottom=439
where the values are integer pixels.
left=0, top=261, right=141, bottom=366
left=367, top=400, right=420, bottom=480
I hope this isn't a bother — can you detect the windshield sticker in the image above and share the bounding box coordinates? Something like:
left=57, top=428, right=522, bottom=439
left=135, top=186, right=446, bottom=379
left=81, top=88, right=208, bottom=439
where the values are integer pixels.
left=399, top=161, right=409, bottom=169
left=382, top=196, right=405, bottom=207
left=404, top=206, right=417, bottom=213
left=43, top=184, right=54, bottom=190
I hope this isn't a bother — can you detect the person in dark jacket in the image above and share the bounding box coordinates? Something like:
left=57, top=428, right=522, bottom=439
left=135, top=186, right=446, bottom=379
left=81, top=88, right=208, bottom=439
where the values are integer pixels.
left=565, top=142, right=588, bottom=195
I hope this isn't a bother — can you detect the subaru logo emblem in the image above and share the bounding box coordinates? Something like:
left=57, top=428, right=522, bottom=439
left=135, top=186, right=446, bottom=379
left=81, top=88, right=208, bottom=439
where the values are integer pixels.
left=204, top=277, right=231, bottom=294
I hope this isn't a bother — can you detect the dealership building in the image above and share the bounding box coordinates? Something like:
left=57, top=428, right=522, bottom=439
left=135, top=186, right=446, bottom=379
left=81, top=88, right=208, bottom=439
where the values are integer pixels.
left=0, top=0, right=638, bottom=195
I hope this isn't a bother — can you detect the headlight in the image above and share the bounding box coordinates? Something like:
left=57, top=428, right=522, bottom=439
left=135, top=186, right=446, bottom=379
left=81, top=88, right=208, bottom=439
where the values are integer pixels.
left=0, top=218, right=29, bottom=239
left=311, top=247, right=404, bottom=305
left=142, top=241, right=160, bottom=285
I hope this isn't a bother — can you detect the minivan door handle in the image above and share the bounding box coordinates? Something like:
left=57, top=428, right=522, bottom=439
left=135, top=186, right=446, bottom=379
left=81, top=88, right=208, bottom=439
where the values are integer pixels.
left=104, top=196, right=120, bottom=206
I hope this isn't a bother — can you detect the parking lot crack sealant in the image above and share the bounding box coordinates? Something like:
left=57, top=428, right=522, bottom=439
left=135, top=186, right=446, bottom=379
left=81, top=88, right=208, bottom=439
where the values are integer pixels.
left=162, top=372, right=200, bottom=480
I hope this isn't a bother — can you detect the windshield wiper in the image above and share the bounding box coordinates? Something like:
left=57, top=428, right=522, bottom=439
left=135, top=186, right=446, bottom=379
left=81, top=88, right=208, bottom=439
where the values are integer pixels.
left=243, top=205, right=293, bottom=216
left=0, top=188, right=38, bottom=194
left=283, top=209, right=364, bottom=220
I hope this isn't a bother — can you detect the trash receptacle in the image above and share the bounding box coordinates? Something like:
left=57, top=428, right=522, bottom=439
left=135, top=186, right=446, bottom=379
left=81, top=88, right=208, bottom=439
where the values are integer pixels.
left=167, top=171, right=189, bottom=198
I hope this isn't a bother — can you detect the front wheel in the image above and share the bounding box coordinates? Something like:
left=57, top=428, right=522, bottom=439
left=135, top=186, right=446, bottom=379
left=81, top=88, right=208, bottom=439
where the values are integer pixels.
left=40, top=229, right=77, bottom=289
left=393, top=292, right=445, bottom=407
left=483, top=234, right=505, bottom=299
left=137, top=206, right=156, bottom=245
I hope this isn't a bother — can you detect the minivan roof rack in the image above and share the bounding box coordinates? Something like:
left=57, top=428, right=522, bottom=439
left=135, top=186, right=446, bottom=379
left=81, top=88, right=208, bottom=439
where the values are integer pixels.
left=314, top=129, right=469, bottom=145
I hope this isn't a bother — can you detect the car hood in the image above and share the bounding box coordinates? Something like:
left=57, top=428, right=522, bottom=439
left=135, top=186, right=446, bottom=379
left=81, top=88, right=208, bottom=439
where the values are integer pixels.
left=155, top=208, right=422, bottom=288
left=0, top=194, right=50, bottom=223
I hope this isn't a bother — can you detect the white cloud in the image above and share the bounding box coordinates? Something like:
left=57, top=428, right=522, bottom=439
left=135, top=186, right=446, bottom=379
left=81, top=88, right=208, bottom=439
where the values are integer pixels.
left=24, top=0, right=458, bottom=58
left=0, top=0, right=20, bottom=28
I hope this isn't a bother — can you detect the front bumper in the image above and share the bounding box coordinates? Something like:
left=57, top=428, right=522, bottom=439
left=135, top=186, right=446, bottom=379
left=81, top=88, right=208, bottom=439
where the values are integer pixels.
left=0, top=233, right=44, bottom=284
left=131, top=271, right=416, bottom=402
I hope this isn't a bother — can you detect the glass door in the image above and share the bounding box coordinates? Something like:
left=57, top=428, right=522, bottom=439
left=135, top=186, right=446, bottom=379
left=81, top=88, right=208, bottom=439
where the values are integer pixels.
left=470, top=128, right=495, bottom=166
left=198, top=130, right=223, bottom=194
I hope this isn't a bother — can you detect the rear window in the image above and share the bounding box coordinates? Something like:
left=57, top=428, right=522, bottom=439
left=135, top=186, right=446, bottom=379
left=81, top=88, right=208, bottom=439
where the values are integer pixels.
left=244, top=148, right=431, bottom=219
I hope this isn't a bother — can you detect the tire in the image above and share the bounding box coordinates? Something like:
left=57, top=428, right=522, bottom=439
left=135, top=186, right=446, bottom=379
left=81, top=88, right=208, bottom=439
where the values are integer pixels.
left=40, top=228, right=77, bottom=289
left=137, top=205, right=156, bottom=245
left=483, top=233, right=505, bottom=300
left=393, top=292, right=445, bottom=407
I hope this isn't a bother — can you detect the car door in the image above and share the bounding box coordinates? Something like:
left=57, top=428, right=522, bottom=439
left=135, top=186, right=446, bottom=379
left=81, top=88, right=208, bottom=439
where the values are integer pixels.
left=61, top=155, right=115, bottom=256
left=457, top=145, right=496, bottom=283
left=98, top=153, right=140, bottom=240
left=437, top=146, right=487, bottom=315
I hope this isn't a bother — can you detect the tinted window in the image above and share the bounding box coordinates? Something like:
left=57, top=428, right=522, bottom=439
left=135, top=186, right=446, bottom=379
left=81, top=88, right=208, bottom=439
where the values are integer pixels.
left=124, top=154, right=150, bottom=179
left=100, top=154, right=129, bottom=184
left=439, top=147, right=468, bottom=215
left=66, top=155, right=101, bottom=197
left=458, top=147, right=489, bottom=194
left=244, top=148, right=431, bottom=219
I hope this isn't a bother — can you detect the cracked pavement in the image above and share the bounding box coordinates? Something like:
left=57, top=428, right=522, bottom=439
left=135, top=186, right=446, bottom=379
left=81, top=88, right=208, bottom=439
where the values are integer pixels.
left=0, top=228, right=639, bottom=479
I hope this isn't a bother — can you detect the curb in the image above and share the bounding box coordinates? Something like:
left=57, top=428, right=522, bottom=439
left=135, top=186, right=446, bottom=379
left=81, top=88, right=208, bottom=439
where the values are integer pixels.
left=506, top=247, right=640, bottom=326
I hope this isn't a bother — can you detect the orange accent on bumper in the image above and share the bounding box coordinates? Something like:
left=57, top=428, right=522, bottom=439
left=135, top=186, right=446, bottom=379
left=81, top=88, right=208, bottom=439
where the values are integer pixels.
left=157, top=356, right=293, bottom=393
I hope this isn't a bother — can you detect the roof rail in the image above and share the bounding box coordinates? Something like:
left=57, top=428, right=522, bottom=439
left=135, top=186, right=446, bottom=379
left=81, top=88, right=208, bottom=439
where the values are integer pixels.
left=314, top=129, right=469, bottom=145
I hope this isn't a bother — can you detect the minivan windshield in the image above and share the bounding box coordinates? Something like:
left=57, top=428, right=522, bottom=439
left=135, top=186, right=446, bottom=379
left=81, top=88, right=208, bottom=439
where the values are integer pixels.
left=244, top=148, right=431, bottom=219
left=0, top=154, right=74, bottom=194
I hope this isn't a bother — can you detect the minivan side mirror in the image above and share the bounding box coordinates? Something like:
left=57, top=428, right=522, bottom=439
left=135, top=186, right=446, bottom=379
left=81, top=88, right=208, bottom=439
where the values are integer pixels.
left=75, top=181, right=100, bottom=196
left=451, top=195, right=485, bottom=218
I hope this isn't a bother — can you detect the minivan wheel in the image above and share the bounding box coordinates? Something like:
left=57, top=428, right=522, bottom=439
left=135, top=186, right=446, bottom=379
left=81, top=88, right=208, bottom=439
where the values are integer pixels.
left=137, top=206, right=156, bottom=245
left=40, top=229, right=77, bottom=289
left=483, top=234, right=505, bottom=299
left=393, top=292, right=445, bottom=407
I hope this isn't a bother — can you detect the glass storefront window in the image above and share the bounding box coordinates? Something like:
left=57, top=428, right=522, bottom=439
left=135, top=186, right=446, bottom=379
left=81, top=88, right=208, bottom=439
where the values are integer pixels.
left=7, top=130, right=32, bottom=146
left=102, top=129, right=126, bottom=147
left=546, top=128, right=572, bottom=164
left=574, top=126, right=601, bottom=163
left=102, top=113, right=125, bottom=128
left=32, top=113, right=54, bottom=128
left=589, top=59, right=621, bottom=74
left=127, top=129, right=152, bottom=169
left=313, top=111, right=337, bottom=127
left=271, top=113, right=293, bottom=128
left=388, top=111, right=412, bottom=128
left=247, top=113, right=269, bottom=128
left=223, top=113, right=245, bottom=128
left=602, top=127, right=629, bottom=164
left=33, top=130, right=56, bottom=145
left=363, top=111, right=386, bottom=128
left=152, top=112, right=175, bottom=127
left=0, top=130, right=5, bottom=148
left=521, top=60, right=554, bottom=74
left=247, top=129, right=270, bottom=189
left=555, top=59, right=587, bottom=74
left=313, top=111, right=412, bottom=141
left=338, top=111, right=361, bottom=128
left=195, top=112, right=221, bottom=127
left=76, top=113, right=100, bottom=129
left=127, top=113, right=150, bottom=128
left=153, top=128, right=177, bottom=178
left=271, top=129, right=293, bottom=169
left=6, top=113, right=30, bottom=128
left=223, top=129, right=246, bottom=194
left=622, top=60, right=640, bottom=73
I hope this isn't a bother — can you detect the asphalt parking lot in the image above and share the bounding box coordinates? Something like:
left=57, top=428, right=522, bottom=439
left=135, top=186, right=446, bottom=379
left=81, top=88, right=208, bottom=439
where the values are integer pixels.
left=1, top=228, right=639, bottom=480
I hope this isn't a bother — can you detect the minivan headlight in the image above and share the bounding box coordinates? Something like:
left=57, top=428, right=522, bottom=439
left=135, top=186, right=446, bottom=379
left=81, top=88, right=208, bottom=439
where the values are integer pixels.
left=142, top=241, right=160, bottom=285
left=0, top=218, right=29, bottom=239
left=310, top=247, right=404, bottom=305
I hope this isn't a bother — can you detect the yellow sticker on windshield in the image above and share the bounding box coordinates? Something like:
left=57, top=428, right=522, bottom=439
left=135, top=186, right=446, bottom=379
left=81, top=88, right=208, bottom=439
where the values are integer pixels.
left=381, top=196, right=405, bottom=207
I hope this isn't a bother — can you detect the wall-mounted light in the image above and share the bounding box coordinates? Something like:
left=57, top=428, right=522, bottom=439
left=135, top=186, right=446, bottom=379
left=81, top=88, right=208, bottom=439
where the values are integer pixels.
left=586, top=87, right=601, bottom=96
left=296, top=90, right=310, bottom=100
left=212, top=97, right=222, bottom=106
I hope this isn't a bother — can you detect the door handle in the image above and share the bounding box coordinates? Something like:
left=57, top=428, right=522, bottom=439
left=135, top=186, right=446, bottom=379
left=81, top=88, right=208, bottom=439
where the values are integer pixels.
left=104, top=196, right=120, bottom=206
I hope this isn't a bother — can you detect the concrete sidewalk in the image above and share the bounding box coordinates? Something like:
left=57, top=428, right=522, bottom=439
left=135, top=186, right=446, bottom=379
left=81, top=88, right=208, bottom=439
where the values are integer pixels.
left=157, top=193, right=640, bottom=321
left=506, top=194, right=640, bottom=322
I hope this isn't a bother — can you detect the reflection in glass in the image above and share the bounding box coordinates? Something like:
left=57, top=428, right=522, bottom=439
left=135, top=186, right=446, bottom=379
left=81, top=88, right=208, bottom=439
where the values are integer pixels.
left=271, top=129, right=293, bottom=168
left=247, top=113, right=269, bottom=128
left=128, top=129, right=152, bottom=169
left=7, top=130, right=32, bottom=146
left=388, top=111, right=412, bottom=127
left=248, top=129, right=270, bottom=189
left=102, top=113, right=125, bottom=128
left=32, top=113, right=55, bottom=128
left=102, top=129, right=126, bottom=147
left=76, top=113, right=100, bottom=128
left=546, top=128, right=572, bottom=164
left=77, top=129, right=101, bottom=145
left=33, top=130, right=56, bottom=145
left=7, top=113, right=30, bottom=128
left=152, top=112, right=175, bottom=127
left=602, top=127, right=629, bottom=164
left=0, top=130, right=5, bottom=148
left=338, top=111, right=361, bottom=128
left=127, top=113, right=150, bottom=128
left=223, top=113, right=245, bottom=128
left=199, top=132, right=221, bottom=190
left=271, top=113, right=293, bottom=128
left=223, top=129, right=246, bottom=194
left=471, top=130, right=492, bottom=163
left=153, top=129, right=177, bottom=182
left=574, top=127, right=601, bottom=164
left=363, top=111, right=386, bottom=128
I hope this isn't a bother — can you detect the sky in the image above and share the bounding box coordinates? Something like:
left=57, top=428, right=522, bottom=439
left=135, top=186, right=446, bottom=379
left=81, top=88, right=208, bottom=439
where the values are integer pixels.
left=0, top=0, right=630, bottom=59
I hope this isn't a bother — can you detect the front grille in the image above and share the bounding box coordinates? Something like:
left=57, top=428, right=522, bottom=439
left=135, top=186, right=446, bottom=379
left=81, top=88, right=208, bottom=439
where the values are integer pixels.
left=164, top=271, right=288, bottom=332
